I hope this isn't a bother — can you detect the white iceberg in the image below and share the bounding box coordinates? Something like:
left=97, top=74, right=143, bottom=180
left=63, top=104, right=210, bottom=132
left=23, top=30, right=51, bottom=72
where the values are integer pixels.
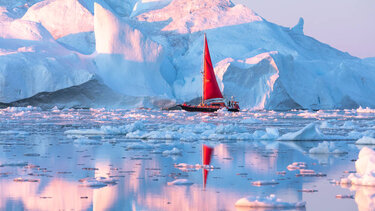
left=278, top=122, right=324, bottom=141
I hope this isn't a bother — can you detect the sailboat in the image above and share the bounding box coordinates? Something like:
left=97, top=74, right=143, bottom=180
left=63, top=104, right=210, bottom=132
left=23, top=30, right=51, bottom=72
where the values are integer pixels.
left=179, top=34, right=240, bottom=112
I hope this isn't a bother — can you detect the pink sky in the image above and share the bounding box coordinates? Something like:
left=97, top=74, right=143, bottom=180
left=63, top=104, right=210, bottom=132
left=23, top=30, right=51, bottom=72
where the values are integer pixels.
left=233, top=0, right=375, bottom=58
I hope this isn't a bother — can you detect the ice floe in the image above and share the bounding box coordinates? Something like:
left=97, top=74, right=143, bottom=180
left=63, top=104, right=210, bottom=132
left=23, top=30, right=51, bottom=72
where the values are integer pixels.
left=64, top=120, right=281, bottom=141
left=287, top=162, right=307, bottom=171
left=162, top=148, right=182, bottom=156
left=340, top=147, right=375, bottom=186
left=356, top=136, right=375, bottom=145
left=167, top=179, right=193, bottom=186
left=0, top=161, right=28, bottom=167
left=79, top=177, right=118, bottom=188
left=278, top=122, right=324, bottom=141
left=235, top=194, right=306, bottom=208
left=252, top=180, right=279, bottom=186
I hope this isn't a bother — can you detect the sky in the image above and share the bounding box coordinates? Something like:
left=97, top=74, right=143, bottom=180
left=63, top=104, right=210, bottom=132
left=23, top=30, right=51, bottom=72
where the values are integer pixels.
left=232, top=0, right=375, bottom=58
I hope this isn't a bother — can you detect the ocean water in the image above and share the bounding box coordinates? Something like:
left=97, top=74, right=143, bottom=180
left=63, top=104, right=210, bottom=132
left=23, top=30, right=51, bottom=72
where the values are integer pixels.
left=0, top=107, right=374, bottom=210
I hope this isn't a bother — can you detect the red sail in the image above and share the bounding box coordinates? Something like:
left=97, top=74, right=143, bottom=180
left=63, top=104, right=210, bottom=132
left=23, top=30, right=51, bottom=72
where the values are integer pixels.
left=203, top=35, right=223, bottom=101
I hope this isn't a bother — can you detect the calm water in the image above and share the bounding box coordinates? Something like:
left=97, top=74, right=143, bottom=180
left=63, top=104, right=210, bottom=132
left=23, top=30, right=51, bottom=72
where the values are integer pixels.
left=0, top=107, right=374, bottom=210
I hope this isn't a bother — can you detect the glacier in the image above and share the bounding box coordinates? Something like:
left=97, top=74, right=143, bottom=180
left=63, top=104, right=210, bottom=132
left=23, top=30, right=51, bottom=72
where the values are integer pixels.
left=0, top=0, right=374, bottom=110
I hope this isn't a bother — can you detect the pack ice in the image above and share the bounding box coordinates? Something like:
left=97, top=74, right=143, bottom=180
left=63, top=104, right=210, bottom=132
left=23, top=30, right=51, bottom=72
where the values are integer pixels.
left=1, top=0, right=375, bottom=109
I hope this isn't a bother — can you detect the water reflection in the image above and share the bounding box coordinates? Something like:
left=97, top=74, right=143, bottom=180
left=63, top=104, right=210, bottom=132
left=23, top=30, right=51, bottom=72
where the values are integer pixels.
left=0, top=134, right=359, bottom=210
left=340, top=184, right=375, bottom=211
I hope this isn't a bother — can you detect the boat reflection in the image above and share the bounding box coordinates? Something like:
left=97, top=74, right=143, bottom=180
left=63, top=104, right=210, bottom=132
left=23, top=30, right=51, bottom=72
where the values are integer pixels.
left=0, top=137, right=357, bottom=210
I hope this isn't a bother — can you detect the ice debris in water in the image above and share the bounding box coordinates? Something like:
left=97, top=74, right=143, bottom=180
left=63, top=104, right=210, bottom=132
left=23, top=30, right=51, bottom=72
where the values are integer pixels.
left=0, top=161, right=28, bottom=167
left=308, top=141, right=347, bottom=154
left=162, top=148, right=182, bottom=156
left=73, top=137, right=101, bottom=145
left=235, top=194, right=306, bottom=208
left=13, top=178, right=39, bottom=182
left=79, top=177, right=118, bottom=188
left=174, top=163, right=216, bottom=171
left=357, top=107, right=375, bottom=113
left=65, top=121, right=145, bottom=135
left=167, top=179, right=193, bottom=186
left=287, top=162, right=307, bottom=171
left=278, top=122, right=324, bottom=141
left=356, top=136, right=375, bottom=145
left=340, top=147, right=375, bottom=186
left=65, top=121, right=280, bottom=141
left=252, top=180, right=279, bottom=186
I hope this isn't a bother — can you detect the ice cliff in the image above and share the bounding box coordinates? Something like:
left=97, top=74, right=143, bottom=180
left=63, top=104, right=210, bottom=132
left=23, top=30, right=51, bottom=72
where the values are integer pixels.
left=0, top=0, right=374, bottom=110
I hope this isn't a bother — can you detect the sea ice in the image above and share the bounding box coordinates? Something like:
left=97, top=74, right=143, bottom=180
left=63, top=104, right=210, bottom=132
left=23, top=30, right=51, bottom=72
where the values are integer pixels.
left=278, top=122, right=324, bottom=141
left=356, top=136, right=375, bottom=145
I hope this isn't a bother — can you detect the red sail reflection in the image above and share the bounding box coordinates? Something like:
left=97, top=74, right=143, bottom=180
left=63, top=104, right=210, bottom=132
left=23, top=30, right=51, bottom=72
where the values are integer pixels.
left=202, top=144, right=214, bottom=188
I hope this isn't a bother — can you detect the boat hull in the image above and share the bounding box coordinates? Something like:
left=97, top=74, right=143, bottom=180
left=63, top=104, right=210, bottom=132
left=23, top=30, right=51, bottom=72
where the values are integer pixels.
left=179, top=105, right=239, bottom=112
left=179, top=105, right=221, bottom=112
left=227, top=108, right=240, bottom=112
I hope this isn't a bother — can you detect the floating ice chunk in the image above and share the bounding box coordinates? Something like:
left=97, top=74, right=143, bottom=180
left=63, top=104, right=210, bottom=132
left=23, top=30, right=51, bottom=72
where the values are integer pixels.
left=215, top=124, right=245, bottom=134
left=65, top=129, right=105, bottom=135
left=74, top=138, right=101, bottom=145
left=0, top=161, right=28, bottom=167
left=174, top=163, right=216, bottom=171
left=299, top=189, right=318, bottom=193
left=356, top=136, right=375, bottom=145
left=335, top=195, right=354, bottom=199
left=348, top=130, right=375, bottom=140
left=340, top=147, right=375, bottom=186
left=278, top=122, right=324, bottom=141
left=320, top=121, right=334, bottom=129
left=357, top=107, right=375, bottom=113
left=252, top=180, right=279, bottom=186
left=0, top=130, right=28, bottom=135
left=287, top=162, right=307, bottom=171
left=65, top=121, right=145, bottom=135
left=13, top=178, right=39, bottom=182
left=341, top=121, right=356, bottom=129
left=235, top=194, right=306, bottom=208
left=296, top=169, right=326, bottom=177
left=126, top=142, right=152, bottom=150
left=79, top=178, right=106, bottom=188
left=241, top=118, right=261, bottom=124
left=309, top=141, right=347, bottom=154
left=167, top=179, right=193, bottom=186
left=79, top=177, right=118, bottom=188
left=51, top=106, right=60, bottom=112
left=162, top=148, right=182, bottom=155
left=262, top=128, right=279, bottom=139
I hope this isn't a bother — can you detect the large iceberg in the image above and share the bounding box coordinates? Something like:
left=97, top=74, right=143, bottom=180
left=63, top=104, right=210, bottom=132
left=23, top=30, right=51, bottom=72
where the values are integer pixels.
left=0, top=0, right=375, bottom=109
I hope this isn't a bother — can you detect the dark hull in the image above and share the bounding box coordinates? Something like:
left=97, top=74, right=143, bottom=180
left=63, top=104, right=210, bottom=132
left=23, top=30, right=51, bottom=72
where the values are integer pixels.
left=227, top=108, right=240, bottom=112
left=179, top=105, right=220, bottom=112
left=179, top=105, right=239, bottom=112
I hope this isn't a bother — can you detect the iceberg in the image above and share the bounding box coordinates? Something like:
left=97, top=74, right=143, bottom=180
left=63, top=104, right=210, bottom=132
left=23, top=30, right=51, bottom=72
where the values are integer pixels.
left=0, top=0, right=375, bottom=110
